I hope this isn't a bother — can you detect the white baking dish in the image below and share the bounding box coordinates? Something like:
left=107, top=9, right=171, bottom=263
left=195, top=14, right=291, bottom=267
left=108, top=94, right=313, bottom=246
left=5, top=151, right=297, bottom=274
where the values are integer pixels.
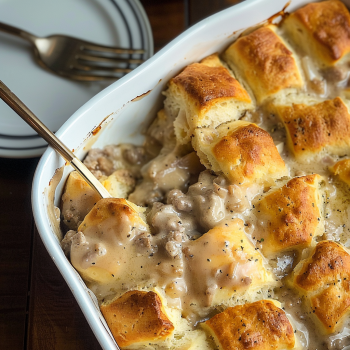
left=32, top=0, right=348, bottom=349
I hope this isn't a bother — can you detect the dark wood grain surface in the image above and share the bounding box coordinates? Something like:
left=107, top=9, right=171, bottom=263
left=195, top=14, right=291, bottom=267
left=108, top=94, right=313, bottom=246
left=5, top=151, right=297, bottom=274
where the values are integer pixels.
left=0, top=1, right=240, bottom=349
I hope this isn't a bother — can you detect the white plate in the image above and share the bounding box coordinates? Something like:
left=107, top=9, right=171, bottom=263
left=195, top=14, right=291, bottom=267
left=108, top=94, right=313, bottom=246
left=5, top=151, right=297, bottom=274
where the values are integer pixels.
left=0, top=0, right=153, bottom=158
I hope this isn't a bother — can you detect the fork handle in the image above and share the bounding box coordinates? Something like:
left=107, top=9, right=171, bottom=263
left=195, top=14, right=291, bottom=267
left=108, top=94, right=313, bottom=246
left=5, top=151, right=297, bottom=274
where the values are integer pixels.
left=0, top=22, right=37, bottom=44
left=0, top=80, right=112, bottom=199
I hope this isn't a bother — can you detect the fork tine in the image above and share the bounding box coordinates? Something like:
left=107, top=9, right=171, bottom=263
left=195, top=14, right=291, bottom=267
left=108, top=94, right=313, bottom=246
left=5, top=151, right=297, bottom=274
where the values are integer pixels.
left=77, top=53, right=144, bottom=65
left=81, top=42, right=144, bottom=55
left=72, top=63, right=133, bottom=74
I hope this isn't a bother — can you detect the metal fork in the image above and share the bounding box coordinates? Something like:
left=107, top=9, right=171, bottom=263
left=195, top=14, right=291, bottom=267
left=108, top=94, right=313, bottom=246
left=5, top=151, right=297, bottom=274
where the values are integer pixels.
left=0, top=22, right=145, bottom=81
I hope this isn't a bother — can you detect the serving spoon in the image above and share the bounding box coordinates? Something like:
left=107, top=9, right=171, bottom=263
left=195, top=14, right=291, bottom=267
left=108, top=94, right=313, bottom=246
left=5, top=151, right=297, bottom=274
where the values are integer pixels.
left=0, top=80, right=112, bottom=199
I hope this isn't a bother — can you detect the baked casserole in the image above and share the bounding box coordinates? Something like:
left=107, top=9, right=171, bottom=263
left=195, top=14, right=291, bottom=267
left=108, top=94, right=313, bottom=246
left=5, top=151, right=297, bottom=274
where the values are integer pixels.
left=59, top=1, right=350, bottom=349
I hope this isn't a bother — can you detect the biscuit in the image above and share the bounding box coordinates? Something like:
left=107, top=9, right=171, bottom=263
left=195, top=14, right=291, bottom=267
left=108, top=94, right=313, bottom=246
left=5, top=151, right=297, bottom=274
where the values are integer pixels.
left=192, top=121, right=287, bottom=185
left=101, top=169, right=136, bottom=198
left=183, top=219, right=274, bottom=308
left=269, top=97, right=350, bottom=161
left=163, top=53, right=253, bottom=144
left=256, top=175, right=323, bottom=256
left=283, top=0, right=350, bottom=66
left=224, top=25, right=304, bottom=103
left=100, top=290, right=174, bottom=347
left=61, top=170, right=136, bottom=230
left=291, top=241, right=350, bottom=333
left=329, top=158, right=350, bottom=186
left=70, top=198, right=149, bottom=284
left=202, top=299, right=295, bottom=350
left=61, top=170, right=101, bottom=230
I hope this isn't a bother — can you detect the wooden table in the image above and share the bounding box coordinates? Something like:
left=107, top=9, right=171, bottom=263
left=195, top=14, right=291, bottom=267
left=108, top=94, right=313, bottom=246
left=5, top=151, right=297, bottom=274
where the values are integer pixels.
left=0, top=1, right=240, bottom=348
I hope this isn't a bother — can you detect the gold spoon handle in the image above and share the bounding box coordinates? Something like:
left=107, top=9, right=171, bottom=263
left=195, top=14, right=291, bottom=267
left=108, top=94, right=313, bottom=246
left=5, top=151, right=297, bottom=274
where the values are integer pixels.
left=0, top=80, right=111, bottom=199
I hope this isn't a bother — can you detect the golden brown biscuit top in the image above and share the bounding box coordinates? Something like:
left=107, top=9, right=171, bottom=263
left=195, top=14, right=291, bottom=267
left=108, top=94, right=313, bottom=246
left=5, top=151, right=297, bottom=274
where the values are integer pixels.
left=257, top=175, right=322, bottom=255
left=100, top=290, right=174, bottom=347
left=311, top=281, right=350, bottom=332
left=213, top=123, right=286, bottom=182
left=329, top=158, right=350, bottom=185
left=226, top=25, right=303, bottom=101
left=295, top=241, right=350, bottom=292
left=292, top=241, right=350, bottom=333
left=290, top=0, right=350, bottom=62
left=203, top=300, right=295, bottom=350
left=276, top=97, right=350, bottom=158
left=170, top=62, right=251, bottom=107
